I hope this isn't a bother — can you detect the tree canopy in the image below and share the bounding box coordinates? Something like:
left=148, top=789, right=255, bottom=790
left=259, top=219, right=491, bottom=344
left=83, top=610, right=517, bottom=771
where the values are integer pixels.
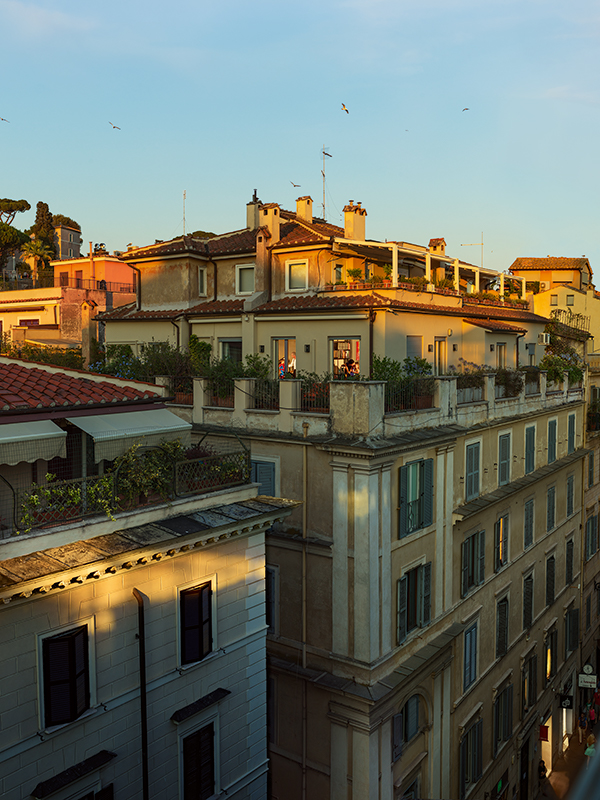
left=0, top=198, right=31, bottom=226
left=52, top=213, right=81, bottom=231
left=0, top=221, right=28, bottom=268
left=26, top=201, right=56, bottom=255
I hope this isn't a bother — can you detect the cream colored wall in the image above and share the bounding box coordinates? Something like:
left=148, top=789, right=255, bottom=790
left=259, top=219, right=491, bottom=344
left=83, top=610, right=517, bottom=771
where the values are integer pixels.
left=533, top=286, right=600, bottom=352
left=104, top=320, right=177, bottom=355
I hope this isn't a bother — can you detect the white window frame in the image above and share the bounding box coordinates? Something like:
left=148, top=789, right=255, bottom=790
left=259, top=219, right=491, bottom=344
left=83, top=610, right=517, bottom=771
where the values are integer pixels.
left=235, top=263, right=255, bottom=295
left=285, top=259, right=308, bottom=292
left=36, top=616, right=97, bottom=732
left=176, top=573, right=218, bottom=670
left=177, top=711, right=221, bottom=800
left=198, top=266, right=207, bottom=297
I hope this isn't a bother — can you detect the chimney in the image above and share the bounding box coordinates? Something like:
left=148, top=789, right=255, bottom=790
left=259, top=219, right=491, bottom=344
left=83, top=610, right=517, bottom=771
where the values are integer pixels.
left=81, top=298, right=98, bottom=368
left=296, top=196, right=313, bottom=224
left=259, top=204, right=280, bottom=243
left=428, top=238, right=446, bottom=257
left=246, top=189, right=261, bottom=230
left=343, top=200, right=367, bottom=241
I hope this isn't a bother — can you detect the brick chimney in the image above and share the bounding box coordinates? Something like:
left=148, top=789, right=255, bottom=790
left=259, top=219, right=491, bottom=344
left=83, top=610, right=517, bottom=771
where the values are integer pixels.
left=259, top=203, right=280, bottom=243
left=246, top=189, right=261, bottom=230
left=429, top=238, right=446, bottom=256
left=296, top=196, right=313, bottom=224
left=343, top=200, right=367, bottom=241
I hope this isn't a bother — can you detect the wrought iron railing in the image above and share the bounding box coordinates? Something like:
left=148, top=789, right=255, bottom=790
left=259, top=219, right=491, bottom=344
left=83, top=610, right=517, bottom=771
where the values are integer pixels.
left=300, top=380, right=330, bottom=413
left=384, top=378, right=434, bottom=413
left=171, top=377, right=193, bottom=405
left=253, top=379, right=279, bottom=411
left=405, top=498, right=423, bottom=533
left=206, top=378, right=235, bottom=408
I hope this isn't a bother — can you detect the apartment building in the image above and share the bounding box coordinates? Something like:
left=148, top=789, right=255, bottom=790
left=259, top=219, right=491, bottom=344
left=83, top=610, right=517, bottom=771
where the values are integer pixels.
left=0, top=358, right=295, bottom=800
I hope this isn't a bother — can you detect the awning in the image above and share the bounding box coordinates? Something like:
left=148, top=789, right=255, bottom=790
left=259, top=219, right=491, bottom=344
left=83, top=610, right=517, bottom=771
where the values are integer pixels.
left=66, top=408, right=192, bottom=462
left=0, top=420, right=67, bottom=465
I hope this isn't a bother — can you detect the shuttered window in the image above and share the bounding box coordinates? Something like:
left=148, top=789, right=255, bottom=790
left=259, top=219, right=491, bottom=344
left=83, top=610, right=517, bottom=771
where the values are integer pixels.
left=587, top=595, right=592, bottom=631
left=521, top=655, right=537, bottom=716
left=397, top=563, right=432, bottom=644
left=181, top=583, right=213, bottom=665
left=42, top=626, right=90, bottom=728
left=546, top=555, right=555, bottom=606
left=548, top=420, right=557, bottom=464
left=498, top=434, right=511, bottom=486
left=494, top=514, right=509, bottom=571
left=392, top=695, right=420, bottom=762
left=546, top=486, right=555, bottom=532
left=566, top=608, right=579, bottom=654
left=567, top=475, right=574, bottom=517
left=496, top=598, right=509, bottom=658
left=464, top=623, right=478, bottom=691
left=568, top=413, right=575, bottom=454
left=466, top=443, right=480, bottom=501
left=590, top=454, right=595, bottom=488
left=493, top=683, right=513, bottom=755
left=585, top=516, right=598, bottom=561
left=524, top=499, right=534, bottom=549
left=398, top=458, right=434, bottom=538
left=545, top=629, right=557, bottom=683
left=523, top=574, right=534, bottom=630
left=183, top=723, right=215, bottom=800
left=462, top=530, right=485, bottom=596
left=459, top=719, right=483, bottom=799
left=525, top=426, right=535, bottom=474
left=250, top=460, right=276, bottom=496
left=566, top=539, right=574, bottom=585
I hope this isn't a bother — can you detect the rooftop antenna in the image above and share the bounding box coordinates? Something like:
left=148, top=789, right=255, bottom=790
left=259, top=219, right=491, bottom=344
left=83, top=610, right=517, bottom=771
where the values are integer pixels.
left=183, top=190, right=186, bottom=235
left=460, top=231, right=484, bottom=268
left=322, top=146, right=332, bottom=220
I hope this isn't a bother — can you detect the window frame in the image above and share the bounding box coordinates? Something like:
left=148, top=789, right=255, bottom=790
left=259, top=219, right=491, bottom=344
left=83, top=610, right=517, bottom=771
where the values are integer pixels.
left=463, top=622, right=478, bottom=692
left=545, top=628, right=557, bottom=684
left=525, top=425, right=535, bottom=474
left=493, top=682, right=513, bottom=755
left=465, top=441, right=481, bottom=501
left=496, top=596, right=509, bottom=658
left=392, top=694, right=421, bottom=763
left=397, top=562, right=432, bottom=644
left=285, top=259, right=308, bottom=292
left=198, top=266, right=207, bottom=297
left=585, top=515, right=598, bottom=561
left=177, top=576, right=217, bottom=668
left=398, top=458, right=434, bottom=538
left=179, top=715, right=220, bottom=800
left=546, top=485, right=556, bottom=532
left=523, top=573, right=534, bottom=630
left=567, top=474, right=574, bottom=517
left=524, top=498, right=534, bottom=549
left=548, top=419, right=557, bottom=464
left=566, top=537, right=574, bottom=585
left=461, top=530, right=485, bottom=597
left=235, top=263, right=256, bottom=295
left=521, top=654, right=538, bottom=717
left=568, top=413, right=576, bottom=454
left=498, top=433, right=511, bottom=486
left=459, top=718, right=483, bottom=800
left=494, top=513, right=509, bottom=572
left=546, top=554, right=556, bottom=606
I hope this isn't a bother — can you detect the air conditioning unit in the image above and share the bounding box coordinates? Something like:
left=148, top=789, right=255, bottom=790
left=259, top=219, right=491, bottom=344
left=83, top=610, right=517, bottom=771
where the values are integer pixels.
left=538, top=333, right=551, bottom=345
left=540, top=281, right=550, bottom=291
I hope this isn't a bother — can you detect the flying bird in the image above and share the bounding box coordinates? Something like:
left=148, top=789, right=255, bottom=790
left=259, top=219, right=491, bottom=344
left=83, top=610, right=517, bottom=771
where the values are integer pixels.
left=341, top=103, right=349, bottom=114
left=462, top=108, right=469, bottom=112
left=290, top=181, right=300, bottom=188
left=108, top=121, right=121, bottom=129
left=0, top=118, right=9, bottom=123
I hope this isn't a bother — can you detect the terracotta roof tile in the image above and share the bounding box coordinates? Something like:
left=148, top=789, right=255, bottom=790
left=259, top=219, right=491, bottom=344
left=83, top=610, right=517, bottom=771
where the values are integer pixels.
left=98, top=303, right=185, bottom=322
left=187, top=299, right=245, bottom=315
left=465, top=319, right=527, bottom=334
left=0, top=362, right=159, bottom=412
left=509, top=257, right=591, bottom=272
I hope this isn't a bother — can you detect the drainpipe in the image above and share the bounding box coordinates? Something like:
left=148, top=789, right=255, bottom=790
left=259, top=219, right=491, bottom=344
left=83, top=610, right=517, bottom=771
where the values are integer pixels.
left=301, top=421, right=309, bottom=800
left=209, top=258, right=217, bottom=303
left=516, top=333, right=525, bottom=369
left=132, top=588, right=150, bottom=800
left=369, top=310, right=376, bottom=377
left=171, top=318, right=180, bottom=349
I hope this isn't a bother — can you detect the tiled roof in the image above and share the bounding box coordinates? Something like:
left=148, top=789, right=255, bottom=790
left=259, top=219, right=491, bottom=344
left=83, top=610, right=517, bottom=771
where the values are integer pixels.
left=98, top=303, right=185, bottom=321
left=0, top=295, right=60, bottom=306
left=0, top=362, right=159, bottom=412
left=253, top=294, right=393, bottom=313
left=509, top=257, right=591, bottom=272
left=206, top=229, right=259, bottom=255
left=187, top=299, right=245, bottom=315
left=465, top=318, right=527, bottom=334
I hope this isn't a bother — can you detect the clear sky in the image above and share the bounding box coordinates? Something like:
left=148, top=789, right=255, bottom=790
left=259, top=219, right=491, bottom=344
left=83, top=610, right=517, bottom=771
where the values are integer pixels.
left=2, top=0, right=599, bottom=273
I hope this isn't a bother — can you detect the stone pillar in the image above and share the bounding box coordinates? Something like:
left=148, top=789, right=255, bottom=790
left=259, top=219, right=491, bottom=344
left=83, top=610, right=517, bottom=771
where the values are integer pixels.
left=353, top=464, right=380, bottom=663
left=453, top=258, right=459, bottom=291
left=80, top=298, right=97, bottom=368
left=330, top=722, right=348, bottom=800
left=330, top=381, right=384, bottom=438
left=381, top=463, right=393, bottom=655
left=392, top=244, right=398, bottom=287
left=279, top=379, right=302, bottom=433
left=332, top=462, right=350, bottom=656
left=192, top=377, right=207, bottom=425
left=234, top=378, right=255, bottom=420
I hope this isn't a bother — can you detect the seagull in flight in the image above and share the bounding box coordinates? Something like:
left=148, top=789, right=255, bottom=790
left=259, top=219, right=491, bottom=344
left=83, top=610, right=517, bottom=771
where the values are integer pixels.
left=0, top=117, right=9, bottom=123
left=290, top=181, right=300, bottom=188
left=341, top=103, right=349, bottom=114
left=109, top=121, right=121, bottom=129
left=462, top=108, right=469, bottom=112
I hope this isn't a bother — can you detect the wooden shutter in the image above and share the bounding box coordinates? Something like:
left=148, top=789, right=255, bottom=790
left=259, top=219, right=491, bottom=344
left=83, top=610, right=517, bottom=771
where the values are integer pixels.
left=497, top=598, right=508, bottom=657
left=566, top=539, right=574, bottom=584
left=392, top=711, right=403, bottom=762
left=567, top=608, right=579, bottom=652
left=43, top=626, right=89, bottom=727
left=548, top=420, right=557, bottom=462
left=251, top=460, right=275, bottom=496
left=494, top=520, right=501, bottom=571
left=474, top=719, right=483, bottom=780
left=397, top=577, right=408, bottom=643
left=421, top=563, right=431, bottom=627
left=568, top=414, right=575, bottom=453
left=493, top=694, right=500, bottom=756
left=461, top=539, right=469, bottom=597
left=567, top=475, right=574, bottom=516
left=460, top=734, right=468, bottom=800
left=466, top=444, right=480, bottom=499
left=499, top=434, right=510, bottom=485
left=464, top=625, right=476, bottom=690
left=406, top=695, right=419, bottom=740
left=594, top=516, right=599, bottom=554
left=524, top=500, right=533, bottom=549
left=399, top=465, right=408, bottom=538
left=525, top=427, right=535, bottom=473
left=478, top=530, right=485, bottom=585
left=523, top=575, right=533, bottom=630
left=183, top=723, right=215, bottom=800
left=546, top=556, right=555, bottom=606
left=181, top=583, right=212, bottom=664
left=547, top=487, right=555, bottom=531
left=422, top=459, right=434, bottom=527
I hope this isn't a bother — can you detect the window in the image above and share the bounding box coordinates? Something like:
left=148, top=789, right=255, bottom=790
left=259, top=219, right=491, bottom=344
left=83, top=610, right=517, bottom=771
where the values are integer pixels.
left=546, top=555, right=555, bottom=606
left=183, top=722, right=215, bottom=800
left=496, top=597, right=509, bottom=658
left=521, top=654, right=537, bottom=716
left=550, top=295, right=558, bottom=306
left=397, top=563, right=431, bottom=643
left=459, top=719, right=483, bottom=799
left=60, top=271, right=69, bottom=286
left=493, top=683, right=513, bottom=755
left=565, top=607, right=579, bottom=655
left=585, top=515, right=598, bottom=561
left=236, top=265, right=255, bottom=294
left=406, top=335, right=423, bottom=360
left=586, top=595, right=592, bottom=631
left=392, top=695, right=420, bottom=762
left=398, top=459, right=434, bottom=537
left=461, top=531, right=485, bottom=597
left=465, top=442, right=480, bottom=501
left=19, top=318, right=39, bottom=326
left=274, top=338, right=296, bottom=378
left=567, top=474, right=574, bottom=517
left=494, top=514, right=509, bottom=571
left=566, top=538, right=574, bottom=585
left=220, top=338, right=242, bottom=362
left=525, top=426, right=535, bottom=474
left=265, top=565, right=278, bottom=634
left=331, top=337, right=360, bottom=377
left=180, top=583, right=213, bottom=665
left=333, top=263, right=344, bottom=284
left=286, top=260, right=308, bottom=291
left=75, top=270, right=83, bottom=288
left=251, top=459, right=276, bottom=495
left=464, top=622, right=477, bottom=691
left=198, top=266, right=207, bottom=296
left=546, top=486, right=555, bottom=532
left=523, top=573, right=534, bottom=630
left=524, top=499, right=534, bottom=549
left=589, top=454, right=595, bottom=488
left=496, top=343, right=507, bottom=370
left=548, top=419, right=557, bottom=464
left=567, top=295, right=575, bottom=306
left=545, top=628, right=557, bottom=683
left=42, top=625, right=90, bottom=727
left=498, top=434, right=511, bottom=485
left=568, top=414, right=576, bottom=454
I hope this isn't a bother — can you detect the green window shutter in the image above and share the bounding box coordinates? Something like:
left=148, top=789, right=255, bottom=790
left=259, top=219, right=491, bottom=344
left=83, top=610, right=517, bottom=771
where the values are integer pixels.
left=422, top=458, right=434, bottom=527
left=43, top=625, right=89, bottom=727
left=181, top=583, right=213, bottom=664
left=474, top=719, right=483, bottom=780
left=461, top=539, right=469, bottom=597
left=546, top=556, right=555, bottom=606
left=392, top=712, right=403, bottom=762
left=478, top=530, right=485, bottom=585
left=496, top=598, right=508, bottom=657
left=499, top=434, right=510, bottom=485
left=397, top=577, right=408, bottom=643
left=398, top=465, right=408, bottom=538
left=523, top=575, right=533, bottom=630
left=421, top=563, right=432, bottom=626
left=525, top=427, right=535, bottom=474
left=548, top=420, right=557, bottom=463
left=505, top=684, right=514, bottom=740
left=524, top=499, right=534, bottom=549
left=568, top=414, right=575, bottom=453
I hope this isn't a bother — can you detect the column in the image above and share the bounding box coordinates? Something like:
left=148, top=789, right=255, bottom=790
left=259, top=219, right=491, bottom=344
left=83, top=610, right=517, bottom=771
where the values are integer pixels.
left=441, top=665, right=452, bottom=799
left=392, top=244, right=399, bottom=288
left=431, top=671, right=443, bottom=797
left=444, top=445, right=455, bottom=612
left=332, top=462, right=350, bottom=656
left=353, top=464, right=380, bottom=663
left=435, top=447, right=446, bottom=618
left=331, top=722, right=348, bottom=800
left=453, top=259, right=459, bottom=292
left=381, top=464, right=393, bottom=655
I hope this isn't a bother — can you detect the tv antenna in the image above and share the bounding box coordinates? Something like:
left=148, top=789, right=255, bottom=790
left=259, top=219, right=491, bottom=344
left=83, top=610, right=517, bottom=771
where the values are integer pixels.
left=460, top=232, right=484, bottom=268
left=183, top=190, right=186, bottom=235
left=322, top=146, right=332, bottom=220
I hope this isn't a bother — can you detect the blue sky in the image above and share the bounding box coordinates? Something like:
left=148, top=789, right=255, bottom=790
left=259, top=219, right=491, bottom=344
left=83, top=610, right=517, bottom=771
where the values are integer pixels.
left=2, top=0, right=600, bottom=273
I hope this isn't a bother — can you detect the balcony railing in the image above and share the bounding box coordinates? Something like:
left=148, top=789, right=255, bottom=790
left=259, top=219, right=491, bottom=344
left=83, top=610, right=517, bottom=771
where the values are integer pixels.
left=300, top=380, right=330, bottom=413
left=253, top=379, right=279, bottom=410
left=384, top=378, right=434, bottom=413
left=57, top=276, right=135, bottom=293
left=206, top=378, right=235, bottom=408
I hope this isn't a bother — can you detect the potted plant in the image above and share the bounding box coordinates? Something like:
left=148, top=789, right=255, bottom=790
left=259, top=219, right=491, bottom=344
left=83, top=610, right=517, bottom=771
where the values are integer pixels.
left=347, top=267, right=364, bottom=287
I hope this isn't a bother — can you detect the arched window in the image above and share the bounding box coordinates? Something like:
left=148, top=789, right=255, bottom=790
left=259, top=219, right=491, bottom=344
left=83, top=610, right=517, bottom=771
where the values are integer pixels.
left=392, top=694, right=421, bottom=762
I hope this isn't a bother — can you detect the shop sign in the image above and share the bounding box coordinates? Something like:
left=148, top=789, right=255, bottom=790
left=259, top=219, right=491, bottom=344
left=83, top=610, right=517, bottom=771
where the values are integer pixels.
left=578, top=673, right=597, bottom=689
left=560, top=694, right=573, bottom=708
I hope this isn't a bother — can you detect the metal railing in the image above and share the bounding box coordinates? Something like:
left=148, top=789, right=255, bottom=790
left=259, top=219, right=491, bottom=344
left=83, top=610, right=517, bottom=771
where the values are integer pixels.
left=56, top=276, right=135, bottom=293
left=384, top=378, right=434, bottom=413
left=171, top=377, right=193, bottom=405
left=457, top=385, right=484, bottom=403
left=300, top=380, right=330, bottom=413
left=405, top=498, right=423, bottom=533
left=206, top=378, right=235, bottom=408
left=253, top=379, right=279, bottom=411
left=175, top=451, right=250, bottom=495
